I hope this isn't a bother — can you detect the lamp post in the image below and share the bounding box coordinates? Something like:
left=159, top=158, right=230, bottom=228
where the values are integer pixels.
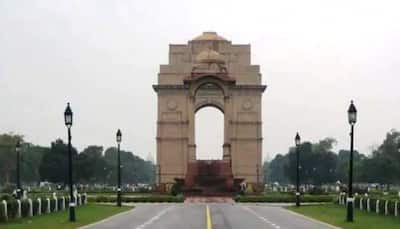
left=116, top=129, right=122, bottom=207
left=295, top=132, right=301, bottom=207
left=64, top=102, right=75, bottom=222
left=347, top=100, right=357, bottom=222
left=15, top=141, right=21, bottom=199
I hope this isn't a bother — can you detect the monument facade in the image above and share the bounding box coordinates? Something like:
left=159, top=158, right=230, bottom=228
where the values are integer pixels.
left=153, top=32, right=266, bottom=193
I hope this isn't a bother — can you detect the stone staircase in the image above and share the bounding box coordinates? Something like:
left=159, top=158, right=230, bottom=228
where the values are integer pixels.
left=184, top=160, right=234, bottom=196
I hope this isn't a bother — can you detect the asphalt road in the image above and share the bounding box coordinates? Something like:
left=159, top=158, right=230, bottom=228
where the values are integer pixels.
left=83, top=203, right=336, bottom=229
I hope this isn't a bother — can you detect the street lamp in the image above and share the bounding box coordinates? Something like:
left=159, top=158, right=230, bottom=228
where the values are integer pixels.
left=116, top=129, right=122, bottom=207
left=15, top=141, right=22, bottom=199
left=64, top=102, right=75, bottom=222
left=295, top=132, right=301, bottom=207
left=347, top=100, right=357, bottom=222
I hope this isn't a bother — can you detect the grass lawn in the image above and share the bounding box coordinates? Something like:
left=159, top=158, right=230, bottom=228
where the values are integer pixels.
left=288, top=204, right=400, bottom=229
left=0, top=204, right=133, bottom=229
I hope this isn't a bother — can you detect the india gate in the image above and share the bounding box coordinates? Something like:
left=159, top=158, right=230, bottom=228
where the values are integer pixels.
left=153, top=32, right=266, bottom=194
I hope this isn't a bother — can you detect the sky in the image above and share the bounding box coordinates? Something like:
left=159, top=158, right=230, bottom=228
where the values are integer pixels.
left=1, top=0, right=399, bottom=161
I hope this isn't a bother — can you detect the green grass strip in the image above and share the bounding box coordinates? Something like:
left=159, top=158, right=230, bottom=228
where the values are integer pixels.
left=0, top=203, right=133, bottom=229
left=288, top=204, right=400, bottom=229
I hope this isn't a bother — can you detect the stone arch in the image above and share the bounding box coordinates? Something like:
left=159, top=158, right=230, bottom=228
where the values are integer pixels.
left=194, top=101, right=224, bottom=114
left=154, top=32, right=266, bottom=193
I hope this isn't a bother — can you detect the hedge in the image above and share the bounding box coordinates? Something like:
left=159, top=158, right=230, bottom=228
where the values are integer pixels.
left=235, top=195, right=334, bottom=203
left=0, top=193, right=87, bottom=222
left=89, top=195, right=184, bottom=203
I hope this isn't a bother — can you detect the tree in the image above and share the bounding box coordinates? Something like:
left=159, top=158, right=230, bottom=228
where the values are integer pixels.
left=0, top=133, right=23, bottom=186
left=21, top=144, right=49, bottom=184
left=283, top=138, right=339, bottom=185
left=266, top=154, right=289, bottom=184
left=103, top=147, right=155, bottom=185
left=361, top=130, right=400, bottom=189
left=39, top=139, right=78, bottom=184
left=75, top=145, right=105, bottom=183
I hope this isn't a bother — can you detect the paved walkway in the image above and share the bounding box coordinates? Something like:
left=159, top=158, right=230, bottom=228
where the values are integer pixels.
left=81, top=203, right=338, bottom=229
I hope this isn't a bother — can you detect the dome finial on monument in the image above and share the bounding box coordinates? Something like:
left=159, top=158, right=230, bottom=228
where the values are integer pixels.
left=192, top=31, right=227, bottom=41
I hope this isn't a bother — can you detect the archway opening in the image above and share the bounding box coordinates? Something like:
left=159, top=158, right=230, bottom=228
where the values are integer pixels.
left=195, top=106, right=224, bottom=160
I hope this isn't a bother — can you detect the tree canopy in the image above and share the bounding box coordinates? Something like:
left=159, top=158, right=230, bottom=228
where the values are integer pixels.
left=0, top=133, right=155, bottom=188
left=265, top=130, right=400, bottom=187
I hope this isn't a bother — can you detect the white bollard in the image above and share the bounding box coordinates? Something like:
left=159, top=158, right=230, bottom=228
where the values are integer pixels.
left=341, top=192, right=345, bottom=205
left=78, top=194, right=82, bottom=206
left=46, top=198, right=50, bottom=213
left=367, top=199, right=370, bottom=212
left=2, top=200, right=7, bottom=221
left=395, top=201, right=398, bottom=217
left=385, top=200, right=388, bottom=216
left=74, top=192, right=78, bottom=207
left=37, top=198, right=41, bottom=215
left=360, top=198, right=363, bottom=210
left=376, top=200, right=380, bottom=214
left=61, top=196, right=65, bottom=210
left=84, top=193, right=88, bottom=204
left=16, top=200, right=21, bottom=218
left=54, top=197, right=58, bottom=212
left=28, top=199, right=33, bottom=217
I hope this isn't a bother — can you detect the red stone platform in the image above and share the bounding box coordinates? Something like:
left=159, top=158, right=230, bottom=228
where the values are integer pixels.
left=184, top=160, right=234, bottom=195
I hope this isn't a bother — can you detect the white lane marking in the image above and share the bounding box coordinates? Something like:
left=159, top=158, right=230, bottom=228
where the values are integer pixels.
left=134, top=206, right=173, bottom=229
left=242, top=206, right=281, bottom=229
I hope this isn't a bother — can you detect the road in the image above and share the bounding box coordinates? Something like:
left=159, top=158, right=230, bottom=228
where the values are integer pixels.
left=82, top=203, right=337, bottom=229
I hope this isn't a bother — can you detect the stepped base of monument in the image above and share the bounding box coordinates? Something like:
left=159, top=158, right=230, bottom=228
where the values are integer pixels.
left=184, top=196, right=235, bottom=203
left=183, top=160, right=236, bottom=196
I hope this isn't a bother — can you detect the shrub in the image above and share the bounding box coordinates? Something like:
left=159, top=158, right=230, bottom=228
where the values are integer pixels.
left=355, top=197, right=360, bottom=207
left=41, top=199, right=48, bottom=213
left=170, top=183, right=183, bottom=196
left=82, top=194, right=87, bottom=204
left=378, top=199, right=386, bottom=215
left=397, top=201, right=400, bottom=215
left=363, top=198, right=368, bottom=210
left=50, top=199, right=56, bottom=212
left=7, top=200, right=19, bottom=219
left=0, top=185, right=15, bottom=194
left=89, top=195, right=184, bottom=203
left=235, top=194, right=334, bottom=203
left=32, top=199, right=40, bottom=216
left=0, top=194, right=13, bottom=201
left=57, top=198, right=64, bottom=210
left=0, top=201, right=7, bottom=222
left=369, top=198, right=377, bottom=212
left=65, top=197, right=70, bottom=208
left=308, top=187, right=326, bottom=195
left=353, top=186, right=368, bottom=194
left=21, top=200, right=30, bottom=217
left=387, top=200, right=396, bottom=215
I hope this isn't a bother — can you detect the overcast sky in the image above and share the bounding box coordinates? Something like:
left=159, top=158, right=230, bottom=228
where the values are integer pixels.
left=1, top=0, right=399, bottom=161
